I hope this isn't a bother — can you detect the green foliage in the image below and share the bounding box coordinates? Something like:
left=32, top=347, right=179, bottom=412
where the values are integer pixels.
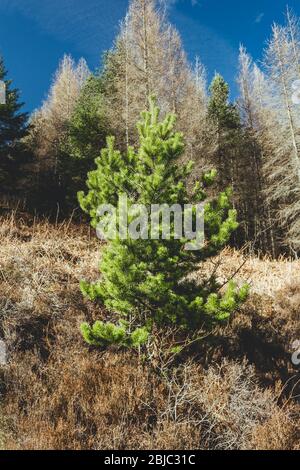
left=79, top=97, right=249, bottom=347
left=208, top=74, right=240, bottom=129
left=59, top=75, right=109, bottom=207
left=80, top=321, right=149, bottom=349
left=0, top=56, right=29, bottom=189
left=208, top=74, right=242, bottom=192
left=169, top=345, right=184, bottom=355
left=204, top=281, right=250, bottom=321
left=78, top=135, right=136, bottom=227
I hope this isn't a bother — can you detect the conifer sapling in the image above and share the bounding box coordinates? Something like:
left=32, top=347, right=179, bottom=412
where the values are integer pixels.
left=79, top=97, right=249, bottom=348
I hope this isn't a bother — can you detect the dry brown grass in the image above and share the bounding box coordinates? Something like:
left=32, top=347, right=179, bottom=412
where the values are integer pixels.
left=199, top=246, right=300, bottom=299
left=0, top=214, right=299, bottom=450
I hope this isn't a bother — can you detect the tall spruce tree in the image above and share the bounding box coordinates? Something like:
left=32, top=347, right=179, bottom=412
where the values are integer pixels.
left=208, top=74, right=255, bottom=248
left=79, top=98, right=248, bottom=347
left=0, top=56, right=28, bottom=190
left=59, top=74, right=108, bottom=206
left=208, top=74, right=241, bottom=192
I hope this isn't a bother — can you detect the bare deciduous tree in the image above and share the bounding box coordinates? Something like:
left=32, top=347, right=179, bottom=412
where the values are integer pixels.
left=102, top=0, right=214, bottom=170
left=30, top=55, right=90, bottom=175
left=263, top=15, right=300, bottom=251
left=237, top=46, right=277, bottom=255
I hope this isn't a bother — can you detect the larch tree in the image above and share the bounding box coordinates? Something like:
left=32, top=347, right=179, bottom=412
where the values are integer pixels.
left=180, top=56, right=216, bottom=173
left=36, top=55, right=90, bottom=173
left=263, top=15, right=300, bottom=252
left=101, top=0, right=212, bottom=167
left=251, top=64, right=283, bottom=256
left=237, top=46, right=276, bottom=254
left=28, top=55, right=90, bottom=209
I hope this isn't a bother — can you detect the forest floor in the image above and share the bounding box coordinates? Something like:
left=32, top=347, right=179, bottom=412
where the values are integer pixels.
left=0, top=212, right=300, bottom=450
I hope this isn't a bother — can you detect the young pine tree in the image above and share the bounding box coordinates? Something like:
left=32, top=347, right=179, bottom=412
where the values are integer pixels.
left=0, top=56, right=28, bottom=190
left=79, top=98, right=248, bottom=348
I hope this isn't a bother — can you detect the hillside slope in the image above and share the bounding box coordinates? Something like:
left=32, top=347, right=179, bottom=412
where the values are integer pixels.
left=0, top=214, right=299, bottom=450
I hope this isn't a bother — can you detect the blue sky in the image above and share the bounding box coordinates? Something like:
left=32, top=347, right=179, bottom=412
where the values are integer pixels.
left=0, top=0, right=300, bottom=112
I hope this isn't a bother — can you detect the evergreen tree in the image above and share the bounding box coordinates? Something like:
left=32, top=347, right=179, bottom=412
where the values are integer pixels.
left=208, top=74, right=257, bottom=248
left=0, top=56, right=29, bottom=190
left=208, top=74, right=241, bottom=192
left=79, top=98, right=248, bottom=347
left=59, top=75, right=108, bottom=206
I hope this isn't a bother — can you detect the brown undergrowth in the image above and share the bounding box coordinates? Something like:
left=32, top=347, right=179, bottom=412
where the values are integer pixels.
left=0, top=214, right=299, bottom=450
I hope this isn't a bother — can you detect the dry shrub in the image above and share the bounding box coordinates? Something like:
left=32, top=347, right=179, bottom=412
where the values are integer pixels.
left=3, top=349, right=298, bottom=450
left=250, top=406, right=299, bottom=450
left=0, top=214, right=102, bottom=356
left=191, top=247, right=300, bottom=388
left=276, top=278, right=300, bottom=316
left=154, top=360, right=298, bottom=450
left=274, top=279, right=300, bottom=338
left=2, top=349, right=165, bottom=450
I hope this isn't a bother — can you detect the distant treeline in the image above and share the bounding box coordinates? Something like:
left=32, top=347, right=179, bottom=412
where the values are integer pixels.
left=1, top=1, right=300, bottom=257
